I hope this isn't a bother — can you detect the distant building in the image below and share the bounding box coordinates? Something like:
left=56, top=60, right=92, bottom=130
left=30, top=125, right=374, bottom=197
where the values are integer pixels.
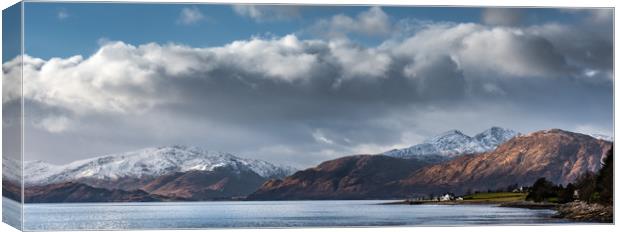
left=512, top=186, right=524, bottom=193
left=573, top=190, right=579, bottom=199
left=456, top=197, right=464, bottom=201
left=439, top=193, right=454, bottom=201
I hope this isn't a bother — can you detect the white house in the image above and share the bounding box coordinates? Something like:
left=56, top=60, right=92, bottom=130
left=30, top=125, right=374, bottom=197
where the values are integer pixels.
left=439, top=194, right=454, bottom=201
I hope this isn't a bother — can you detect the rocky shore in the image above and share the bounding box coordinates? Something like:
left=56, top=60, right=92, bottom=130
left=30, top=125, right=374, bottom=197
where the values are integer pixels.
left=384, top=199, right=613, bottom=223
left=554, top=201, right=613, bottom=223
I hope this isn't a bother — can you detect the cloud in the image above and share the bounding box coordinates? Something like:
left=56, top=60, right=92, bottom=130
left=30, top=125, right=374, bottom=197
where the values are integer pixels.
left=458, top=27, right=570, bottom=77
left=588, top=9, right=613, bottom=23
left=35, top=115, right=71, bottom=133
left=178, top=7, right=204, bottom=25
left=527, top=23, right=612, bottom=74
left=328, top=40, right=392, bottom=82
left=574, top=124, right=612, bottom=138
left=481, top=8, right=522, bottom=26
left=312, top=129, right=335, bottom=145
left=403, top=55, right=465, bottom=100
left=6, top=16, right=612, bottom=167
left=562, top=8, right=613, bottom=24
left=232, top=5, right=300, bottom=22
left=57, top=9, right=69, bottom=20
left=311, top=6, right=391, bottom=38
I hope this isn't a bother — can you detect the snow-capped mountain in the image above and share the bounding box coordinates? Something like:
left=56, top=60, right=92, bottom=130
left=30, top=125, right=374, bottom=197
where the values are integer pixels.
left=384, top=127, right=519, bottom=161
left=590, top=134, right=613, bottom=142
left=23, top=145, right=296, bottom=187
left=2, top=156, right=22, bottom=183
left=474, top=127, right=521, bottom=150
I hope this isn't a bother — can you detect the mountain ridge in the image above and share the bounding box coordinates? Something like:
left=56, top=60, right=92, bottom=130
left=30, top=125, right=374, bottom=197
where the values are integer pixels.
left=14, top=146, right=297, bottom=202
left=22, top=145, right=296, bottom=188
left=383, top=126, right=519, bottom=161
left=250, top=129, right=611, bottom=200
left=8, top=128, right=612, bottom=202
left=397, top=129, right=612, bottom=195
left=247, top=155, right=430, bottom=200
left=23, top=182, right=173, bottom=203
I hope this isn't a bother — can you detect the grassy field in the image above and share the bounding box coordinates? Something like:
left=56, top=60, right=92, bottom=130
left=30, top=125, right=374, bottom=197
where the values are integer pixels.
left=461, top=192, right=527, bottom=203
left=386, top=192, right=530, bottom=205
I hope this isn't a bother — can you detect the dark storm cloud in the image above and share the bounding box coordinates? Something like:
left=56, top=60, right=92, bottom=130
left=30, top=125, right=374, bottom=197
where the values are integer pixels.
left=529, top=22, right=613, bottom=73
left=3, top=7, right=612, bottom=168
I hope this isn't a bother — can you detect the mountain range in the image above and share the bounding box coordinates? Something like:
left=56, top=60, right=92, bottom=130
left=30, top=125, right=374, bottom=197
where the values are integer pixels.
left=5, top=146, right=296, bottom=202
left=22, top=145, right=295, bottom=187
left=383, top=127, right=519, bottom=162
left=249, top=129, right=612, bottom=200
left=3, top=127, right=613, bottom=202
left=396, top=129, right=612, bottom=196
left=248, top=155, right=431, bottom=200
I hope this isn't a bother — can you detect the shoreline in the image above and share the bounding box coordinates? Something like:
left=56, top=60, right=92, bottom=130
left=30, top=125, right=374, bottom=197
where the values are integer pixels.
left=554, top=201, right=613, bottom=223
left=381, top=199, right=557, bottom=209
left=383, top=199, right=613, bottom=223
left=381, top=199, right=505, bottom=205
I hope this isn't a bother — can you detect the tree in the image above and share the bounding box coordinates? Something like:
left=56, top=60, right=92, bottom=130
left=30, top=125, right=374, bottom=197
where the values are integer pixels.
left=557, top=183, right=575, bottom=203
left=506, top=183, right=519, bottom=192
left=596, top=147, right=613, bottom=205
left=574, top=171, right=597, bottom=202
left=526, top=177, right=557, bottom=202
left=465, top=188, right=473, bottom=196
left=526, top=147, right=613, bottom=205
left=569, top=146, right=613, bottom=205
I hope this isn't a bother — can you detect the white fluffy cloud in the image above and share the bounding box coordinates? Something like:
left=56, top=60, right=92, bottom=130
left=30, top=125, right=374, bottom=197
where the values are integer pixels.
left=328, top=40, right=392, bottom=81
left=232, top=5, right=300, bottom=22
left=6, top=36, right=323, bottom=115
left=311, top=6, right=392, bottom=38
left=178, top=7, right=204, bottom=25
left=393, top=23, right=594, bottom=79
left=215, top=35, right=321, bottom=82
left=4, top=20, right=609, bottom=117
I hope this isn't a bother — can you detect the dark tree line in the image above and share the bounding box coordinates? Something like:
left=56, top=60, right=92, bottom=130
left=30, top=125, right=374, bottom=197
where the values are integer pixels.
left=524, top=177, right=575, bottom=203
left=463, top=183, right=524, bottom=196
left=596, top=146, right=613, bottom=205
left=526, top=147, right=613, bottom=205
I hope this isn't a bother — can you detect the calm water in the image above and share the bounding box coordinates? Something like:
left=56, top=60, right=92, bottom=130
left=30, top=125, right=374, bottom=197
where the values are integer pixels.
left=3, top=198, right=571, bottom=230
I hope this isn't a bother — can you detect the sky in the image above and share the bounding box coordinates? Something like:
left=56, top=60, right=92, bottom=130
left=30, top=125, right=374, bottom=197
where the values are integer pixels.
left=1, top=3, right=614, bottom=168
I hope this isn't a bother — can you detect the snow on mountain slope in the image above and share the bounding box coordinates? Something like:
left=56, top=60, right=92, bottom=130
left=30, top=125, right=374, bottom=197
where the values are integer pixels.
left=474, top=127, right=520, bottom=150
left=2, top=156, right=22, bottom=183
left=384, top=127, right=519, bottom=161
left=590, top=134, right=613, bottom=142
left=23, top=145, right=296, bottom=186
